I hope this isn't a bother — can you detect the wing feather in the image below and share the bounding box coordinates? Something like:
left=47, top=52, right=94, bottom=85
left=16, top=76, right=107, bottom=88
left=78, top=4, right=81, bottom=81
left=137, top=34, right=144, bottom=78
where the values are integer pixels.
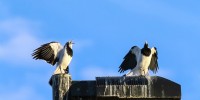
left=118, top=46, right=140, bottom=73
left=32, top=41, right=63, bottom=65
left=148, top=47, right=159, bottom=73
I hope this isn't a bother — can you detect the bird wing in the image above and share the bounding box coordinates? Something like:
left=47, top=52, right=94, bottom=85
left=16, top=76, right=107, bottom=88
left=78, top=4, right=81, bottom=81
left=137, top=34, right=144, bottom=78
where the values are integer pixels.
left=32, top=41, right=63, bottom=65
left=118, top=46, right=140, bottom=73
left=148, top=47, right=159, bottom=73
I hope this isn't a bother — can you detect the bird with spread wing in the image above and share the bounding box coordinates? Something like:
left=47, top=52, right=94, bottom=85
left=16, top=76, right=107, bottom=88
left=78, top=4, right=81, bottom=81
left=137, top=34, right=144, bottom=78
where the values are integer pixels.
left=118, top=42, right=158, bottom=76
left=32, top=41, right=74, bottom=75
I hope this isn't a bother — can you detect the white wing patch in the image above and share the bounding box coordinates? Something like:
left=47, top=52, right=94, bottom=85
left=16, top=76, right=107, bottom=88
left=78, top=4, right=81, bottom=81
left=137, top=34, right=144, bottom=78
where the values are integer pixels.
left=49, top=42, right=63, bottom=60
left=32, top=42, right=63, bottom=65
left=131, top=46, right=141, bottom=63
left=118, top=46, right=141, bottom=73
left=148, top=47, right=159, bottom=73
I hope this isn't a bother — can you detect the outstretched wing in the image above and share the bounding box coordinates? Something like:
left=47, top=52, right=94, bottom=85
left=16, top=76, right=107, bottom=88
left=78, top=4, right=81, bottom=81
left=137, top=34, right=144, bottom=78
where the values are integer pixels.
left=32, top=41, right=63, bottom=65
left=148, top=47, right=158, bottom=73
left=118, top=46, right=140, bottom=73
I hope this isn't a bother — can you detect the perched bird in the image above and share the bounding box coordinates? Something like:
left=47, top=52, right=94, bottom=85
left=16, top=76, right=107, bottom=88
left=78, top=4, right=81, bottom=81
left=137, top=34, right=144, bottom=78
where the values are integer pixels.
left=32, top=41, right=74, bottom=75
left=118, top=42, right=158, bottom=76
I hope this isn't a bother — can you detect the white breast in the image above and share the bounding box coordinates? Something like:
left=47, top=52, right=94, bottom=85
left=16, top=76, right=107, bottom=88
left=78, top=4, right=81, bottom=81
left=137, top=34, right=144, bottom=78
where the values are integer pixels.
left=53, top=48, right=72, bottom=75
left=138, top=54, right=152, bottom=75
left=58, top=49, right=72, bottom=69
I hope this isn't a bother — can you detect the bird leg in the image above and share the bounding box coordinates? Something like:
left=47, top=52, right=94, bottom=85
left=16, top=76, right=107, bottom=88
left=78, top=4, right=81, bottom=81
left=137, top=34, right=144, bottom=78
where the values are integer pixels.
left=53, top=66, right=65, bottom=75
left=65, top=66, right=69, bottom=74
left=143, top=70, right=145, bottom=76
left=59, top=66, right=65, bottom=74
left=58, top=65, right=66, bottom=74
left=145, top=72, right=149, bottom=76
left=140, top=68, right=144, bottom=76
left=143, top=69, right=149, bottom=76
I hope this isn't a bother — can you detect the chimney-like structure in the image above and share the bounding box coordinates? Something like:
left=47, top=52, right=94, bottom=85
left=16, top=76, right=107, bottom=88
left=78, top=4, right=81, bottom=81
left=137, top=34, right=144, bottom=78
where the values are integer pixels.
left=50, top=74, right=181, bottom=100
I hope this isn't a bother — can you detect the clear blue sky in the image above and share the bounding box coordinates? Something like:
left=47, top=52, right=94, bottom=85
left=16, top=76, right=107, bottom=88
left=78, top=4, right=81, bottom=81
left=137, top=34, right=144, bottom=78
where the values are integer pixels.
left=0, top=0, right=199, bottom=99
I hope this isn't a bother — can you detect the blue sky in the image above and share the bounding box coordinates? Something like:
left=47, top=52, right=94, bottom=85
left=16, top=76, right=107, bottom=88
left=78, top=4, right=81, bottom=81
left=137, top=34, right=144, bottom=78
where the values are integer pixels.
left=0, top=0, right=199, bottom=99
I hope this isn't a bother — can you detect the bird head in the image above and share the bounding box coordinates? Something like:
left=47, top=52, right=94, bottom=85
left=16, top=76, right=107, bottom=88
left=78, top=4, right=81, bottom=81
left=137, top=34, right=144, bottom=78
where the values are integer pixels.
left=65, top=40, right=74, bottom=49
left=144, top=41, right=148, bottom=48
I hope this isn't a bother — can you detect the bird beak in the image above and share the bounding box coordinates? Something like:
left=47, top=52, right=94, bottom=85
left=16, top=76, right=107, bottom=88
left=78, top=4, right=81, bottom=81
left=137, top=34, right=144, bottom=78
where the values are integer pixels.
left=145, top=41, right=148, bottom=44
left=72, top=42, right=75, bottom=44
left=144, top=41, right=148, bottom=48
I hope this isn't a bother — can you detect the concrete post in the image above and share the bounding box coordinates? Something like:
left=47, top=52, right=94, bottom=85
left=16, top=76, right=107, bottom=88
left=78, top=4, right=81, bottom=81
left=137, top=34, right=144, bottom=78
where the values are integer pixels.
left=50, top=74, right=71, bottom=100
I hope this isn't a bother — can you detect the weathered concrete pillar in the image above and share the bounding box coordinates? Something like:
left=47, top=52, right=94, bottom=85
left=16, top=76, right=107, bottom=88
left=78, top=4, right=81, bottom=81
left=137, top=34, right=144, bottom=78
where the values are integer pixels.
left=49, top=74, right=71, bottom=100
left=50, top=75, right=181, bottom=100
left=96, top=76, right=181, bottom=99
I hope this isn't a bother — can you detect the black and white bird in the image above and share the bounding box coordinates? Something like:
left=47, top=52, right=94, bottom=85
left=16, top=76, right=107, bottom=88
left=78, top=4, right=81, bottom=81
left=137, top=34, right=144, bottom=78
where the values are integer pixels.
left=118, top=42, right=158, bottom=76
left=32, top=41, right=74, bottom=75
